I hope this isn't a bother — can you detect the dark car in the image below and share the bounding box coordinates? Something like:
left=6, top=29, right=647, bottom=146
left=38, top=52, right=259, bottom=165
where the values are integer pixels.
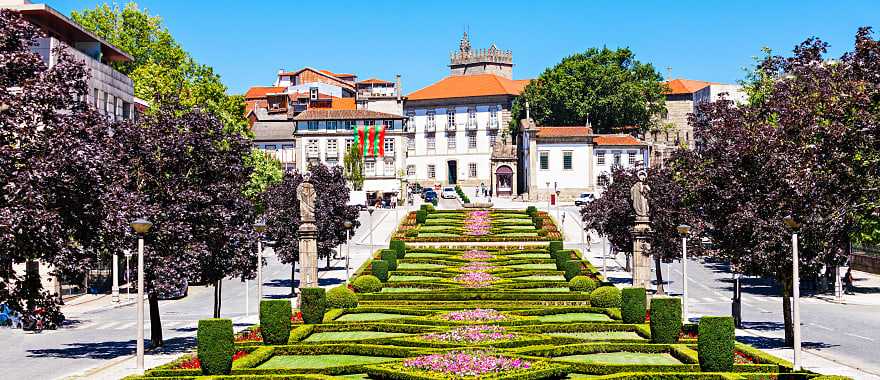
left=423, top=190, right=437, bottom=203
left=421, top=187, right=433, bottom=199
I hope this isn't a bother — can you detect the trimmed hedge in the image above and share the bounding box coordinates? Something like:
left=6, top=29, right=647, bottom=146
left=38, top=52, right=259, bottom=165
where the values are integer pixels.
left=591, top=286, right=622, bottom=308
left=352, top=275, right=383, bottom=293
left=526, top=206, right=537, bottom=217
left=564, top=260, right=582, bottom=281
left=416, top=210, right=427, bottom=224
left=326, top=285, right=358, bottom=308
left=390, top=239, right=406, bottom=258
left=380, top=250, right=399, bottom=271
left=569, top=276, right=597, bottom=292
left=549, top=240, right=563, bottom=254
left=651, top=297, right=682, bottom=343
left=259, top=299, right=292, bottom=345
left=300, top=287, right=326, bottom=324
left=196, top=318, right=233, bottom=375
left=372, top=260, right=390, bottom=282
left=698, top=316, right=735, bottom=372
left=621, top=287, right=647, bottom=324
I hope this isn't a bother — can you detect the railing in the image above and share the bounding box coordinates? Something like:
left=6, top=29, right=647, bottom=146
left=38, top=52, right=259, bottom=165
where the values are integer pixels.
left=445, top=123, right=457, bottom=132
left=307, top=150, right=320, bottom=158
left=487, top=120, right=500, bottom=130
left=466, top=120, right=478, bottom=130
left=425, top=122, right=436, bottom=132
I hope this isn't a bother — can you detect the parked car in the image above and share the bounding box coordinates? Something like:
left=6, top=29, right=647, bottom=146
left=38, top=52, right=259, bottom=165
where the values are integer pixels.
left=420, top=187, right=433, bottom=199
left=441, top=187, right=457, bottom=199
left=424, top=189, right=438, bottom=203
left=347, top=190, right=367, bottom=210
left=574, top=192, right=595, bottom=206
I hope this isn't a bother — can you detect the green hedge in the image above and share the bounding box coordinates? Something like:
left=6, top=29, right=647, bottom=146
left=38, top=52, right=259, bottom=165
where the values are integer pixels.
left=416, top=210, right=427, bottom=224
left=352, top=275, right=383, bottom=292
left=390, top=239, right=406, bottom=258
left=564, top=260, right=582, bottom=281
left=372, top=260, right=390, bottom=282
left=259, top=300, right=292, bottom=345
left=621, top=287, right=647, bottom=324
left=300, top=288, right=326, bottom=324
left=366, top=359, right=569, bottom=380
left=591, top=286, right=622, bottom=308
left=197, top=318, right=234, bottom=375
left=569, top=276, right=597, bottom=292
left=381, top=250, right=399, bottom=271
left=549, top=240, right=563, bottom=254
left=526, top=206, right=538, bottom=217
left=326, top=285, right=358, bottom=308
left=650, top=297, right=682, bottom=344
left=698, top=316, right=735, bottom=372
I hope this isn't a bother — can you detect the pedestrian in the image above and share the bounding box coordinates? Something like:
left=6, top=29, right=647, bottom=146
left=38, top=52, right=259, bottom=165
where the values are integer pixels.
left=844, top=268, right=855, bottom=295
left=391, top=194, right=397, bottom=209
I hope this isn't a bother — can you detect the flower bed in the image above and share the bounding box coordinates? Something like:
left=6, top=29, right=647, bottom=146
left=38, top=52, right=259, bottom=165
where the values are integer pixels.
left=441, top=308, right=508, bottom=322
left=461, top=250, right=494, bottom=260
left=403, top=351, right=531, bottom=376
left=453, top=272, right=500, bottom=288
left=422, top=325, right=515, bottom=343
left=464, top=210, right=491, bottom=236
left=175, top=350, right=250, bottom=370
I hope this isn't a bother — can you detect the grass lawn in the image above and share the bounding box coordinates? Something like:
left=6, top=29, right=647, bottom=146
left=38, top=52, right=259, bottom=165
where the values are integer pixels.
left=548, top=331, right=645, bottom=340
left=397, top=263, right=447, bottom=270
left=509, top=263, right=558, bottom=270
left=257, top=354, right=397, bottom=369
left=536, top=313, right=614, bottom=323
left=420, top=225, right=461, bottom=232
left=500, top=225, right=539, bottom=230
left=496, top=232, right=539, bottom=237
left=507, top=253, right=551, bottom=258
left=519, top=287, right=572, bottom=292
left=556, top=352, right=681, bottom=365
left=334, top=313, right=413, bottom=322
left=417, top=232, right=459, bottom=237
left=388, top=275, right=442, bottom=281
left=513, top=275, right=567, bottom=281
left=303, top=331, right=410, bottom=342
left=380, top=287, right=430, bottom=293
left=405, top=252, right=450, bottom=258
left=335, top=375, right=371, bottom=380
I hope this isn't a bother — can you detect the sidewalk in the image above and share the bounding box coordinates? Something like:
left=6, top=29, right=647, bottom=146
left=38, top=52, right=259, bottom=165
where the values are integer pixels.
left=61, top=292, right=138, bottom=316
left=814, top=269, right=880, bottom=306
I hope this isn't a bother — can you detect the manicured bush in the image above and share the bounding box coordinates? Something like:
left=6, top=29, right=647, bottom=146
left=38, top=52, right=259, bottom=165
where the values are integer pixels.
left=591, top=286, right=622, bottom=308
left=534, top=216, right=544, bottom=228
left=621, top=287, right=647, bottom=324
left=564, top=260, right=582, bottom=281
left=698, top=316, right=735, bottom=372
left=554, top=249, right=574, bottom=270
left=259, top=300, right=292, bottom=345
left=569, top=275, right=597, bottom=292
left=352, top=275, right=383, bottom=293
left=526, top=206, right=537, bottom=217
left=372, top=260, right=390, bottom=282
left=431, top=198, right=438, bottom=206
left=416, top=210, right=427, bottom=224
left=650, top=297, right=682, bottom=343
left=548, top=241, right=563, bottom=254
left=300, top=287, right=326, bottom=324
left=326, top=285, right=359, bottom=308
left=380, top=250, right=398, bottom=271
left=425, top=203, right=435, bottom=212
left=196, top=318, right=233, bottom=375
left=390, top=239, right=406, bottom=258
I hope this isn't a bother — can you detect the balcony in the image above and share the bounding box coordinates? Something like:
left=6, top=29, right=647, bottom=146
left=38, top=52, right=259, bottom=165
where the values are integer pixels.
left=487, top=119, right=500, bottom=130
left=466, top=120, right=478, bottom=130
left=307, top=150, right=320, bottom=159
left=425, top=122, right=436, bottom=132
left=445, top=123, right=457, bottom=132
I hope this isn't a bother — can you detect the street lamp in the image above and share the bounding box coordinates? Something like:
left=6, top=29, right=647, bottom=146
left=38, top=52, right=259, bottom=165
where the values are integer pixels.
left=130, top=217, right=152, bottom=373
left=556, top=189, right=562, bottom=229
left=124, top=249, right=132, bottom=301
left=546, top=181, right=551, bottom=212
left=677, top=224, right=691, bottom=323
left=112, top=250, right=120, bottom=303
left=783, top=215, right=802, bottom=371
left=252, top=221, right=267, bottom=317
left=344, top=220, right=354, bottom=281
left=367, top=206, right=375, bottom=255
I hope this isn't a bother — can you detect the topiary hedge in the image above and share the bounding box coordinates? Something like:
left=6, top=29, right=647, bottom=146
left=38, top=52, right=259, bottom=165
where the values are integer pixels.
left=326, top=285, right=359, bottom=308
left=372, top=260, right=390, bottom=282
left=621, top=287, right=647, bottom=324
left=569, top=275, right=597, bottom=292
left=380, top=250, right=398, bottom=271
left=526, top=206, right=537, bottom=217
left=564, top=260, right=582, bottom=281
left=300, top=287, right=326, bottom=324
left=196, top=318, right=233, bottom=375
left=416, top=210, right=427, bottom=224
left=390, top=239, right=406, bottom=259
left=650, top=297, right=682, bottom=344
left=698, top=316, right=735, bottom=372
left=259, top=299, right=292, bottom=345
left=548, top=241, right=563, bottom=254
left=351, top=275, right=383, bottom=293
left=591, top=286, right=622, bottom=308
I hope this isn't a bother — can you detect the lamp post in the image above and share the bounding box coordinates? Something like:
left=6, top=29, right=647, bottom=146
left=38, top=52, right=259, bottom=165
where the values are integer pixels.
left=677, top=224, right=691, bottom=323
left=344, top=220, right=354, bottom=281
left=556, top=190, right=562, bottom=229
left=783, top=215, right=802, bottom=371
left=254, top=222, right=266, bottom=304
left=367, top=206, right=375, bottom=255
left=130, top=218, right=152, bottom=373
left=124, top=250, right=132, bottom=301
left=112, top=251, right=120, bottom=303
left=546, top=181, right=551, bottom=213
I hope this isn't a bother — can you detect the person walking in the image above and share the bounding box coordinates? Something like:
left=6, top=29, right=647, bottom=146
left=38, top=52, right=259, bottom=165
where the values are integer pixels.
left=844, top=268, right=855, bottom=295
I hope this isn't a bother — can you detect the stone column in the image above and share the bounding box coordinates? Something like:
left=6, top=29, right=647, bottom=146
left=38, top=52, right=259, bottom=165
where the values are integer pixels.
left=631, top=217, right=652, bottom=289
left=298, top=222, right=318, bottom=290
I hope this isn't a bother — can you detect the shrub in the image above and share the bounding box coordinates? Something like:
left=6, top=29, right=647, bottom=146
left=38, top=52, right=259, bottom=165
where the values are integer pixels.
left=698, top=316, right=735, bottom=372
left=416, top=210, right=427, bottom=224
left=534, top=216, right=543, bottom=228
left=380, top=250, right=398, bottom=271
left=352, top=275, right=383, bottom=293
left=621, top=287, right=647, bottom=324
left=372, top=260, right=390, bottom=282
left=431, top=198, right=438, bottom=206
left=259, top=300, right=292, bottom=345
left=569, top=276, right=597, bottom=292
left=300, top=287, right=326, bottom=324
left=554, top=250, right=574, bottom=270
left=526, top=206, right=537, bottom=217
left=564, top=260, right=582, bottom=281
left=548, top=241, right=563, bottom=254
left=326, top=285, right=359, bottom=308
left=390, top=239, right=406, bottom=259
left=196, top=318, right=233, bottom=375
left=591, top=286, right=622, bottom=308
left=425, top=203, right=435, bottom=212
left=650, top=297, right=682, bottom=343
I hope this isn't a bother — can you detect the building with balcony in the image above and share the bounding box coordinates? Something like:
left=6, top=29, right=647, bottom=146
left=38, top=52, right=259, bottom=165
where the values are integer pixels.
left=1, top=0, right=136, bottom=122
left=404, top=32, right=529, bottom=187
left=356, top=76, right=403, bottom=115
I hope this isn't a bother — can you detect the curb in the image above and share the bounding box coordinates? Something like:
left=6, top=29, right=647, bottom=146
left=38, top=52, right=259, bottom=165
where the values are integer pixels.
left=812, top=295, right=880, bottom=307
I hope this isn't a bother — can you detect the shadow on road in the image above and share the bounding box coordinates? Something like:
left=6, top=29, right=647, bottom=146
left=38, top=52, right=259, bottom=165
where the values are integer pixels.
left=26, top=336, right=195, bottom=360
left=737, top=335, right=838, bottom=350
left=264, top=278, right=344, bottom=289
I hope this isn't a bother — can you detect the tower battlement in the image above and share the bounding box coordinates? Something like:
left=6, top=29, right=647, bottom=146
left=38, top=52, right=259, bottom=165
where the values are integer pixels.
left=449, top=32, right=513, bottom=79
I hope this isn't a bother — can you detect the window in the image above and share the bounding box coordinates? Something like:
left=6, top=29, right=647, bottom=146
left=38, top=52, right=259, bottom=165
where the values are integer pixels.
left=468, top=107, right=477, bottom=125
left=383, top=120, right=394, bottom=131
left=327, top=121, right=338, bottom=130
left=307, top=139, right=319, bottom=156
left=407, top=136, right=415, bottom=150
left=282, top=144, right=294, bottom=163
left=597, top=151, right=606, bottom=165
left=345, top=138, right=354, bottom=152
left=613, top=152, right=621, bottom=165
left=428, top=164, right=436, bottom=178
left=598, top=175, right=609, bottom=187
left=539, top=151, right=549, bottom=170
left=307, top=121, right=319, bottom=131
left=469, top=163, right=477, bottom=178
left=489, top=105, right=498, bottom=121
left=563, top=151, right=573, bottom=170
left=365, top=160, right=375, bottom=175
left=103, top=92, right=109, bottom=115
left=327, top=139, right=338, bottom=152
left=488, top=130, right=497, bottom=146
left=384, top=138, right=394, bottom=154
left=93, top=88, right=99, bottom=109
left=343, top=120, right=356, bottom=130
left=628, top=151, right=636, bottom=164
left=426, top=132, right=435, bottom=149
left=446, top=108, right=455, bottom=127
left=363, top=119, right=374, bottom=128
left=426, top=110, right=435, bottom=125
left=447, top=132, right=456, bottom=150
left=406, top=165, right=415, bottom=176
left=467, top=130, right=477, bottom=149
left=265, top=144, right=277, bottom=151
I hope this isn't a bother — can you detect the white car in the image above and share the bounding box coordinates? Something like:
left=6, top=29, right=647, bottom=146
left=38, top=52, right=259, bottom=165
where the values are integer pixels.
left=441, top=187, right=457, bottom=199
left=574, top=192, right=595, bottom=206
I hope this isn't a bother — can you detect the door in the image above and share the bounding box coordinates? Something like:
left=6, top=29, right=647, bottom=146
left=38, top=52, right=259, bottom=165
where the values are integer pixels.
left=447, top=160, right=457, bottom=184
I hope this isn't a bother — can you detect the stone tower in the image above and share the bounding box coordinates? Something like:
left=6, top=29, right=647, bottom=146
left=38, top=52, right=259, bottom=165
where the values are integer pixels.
left=449, top=32, right=513, bottom=79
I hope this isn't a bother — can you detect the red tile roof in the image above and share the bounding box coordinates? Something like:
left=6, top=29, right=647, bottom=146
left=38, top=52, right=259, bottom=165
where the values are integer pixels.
left=331, top=98, right=356, bottom=110
left=407, top=74, right=530, bottom=101
left=594, top=134, right=646, bottom=146
left=319, top=69, right=356, bottom=78
left=357, top=78, right=393, bottom=85
left=664, top=79, right=715, bottom=95
left=292, top=109, right=404, bottom=121
left=537, top=126, right=592, bottom=138
left=244, top=86, right=286, bottom=99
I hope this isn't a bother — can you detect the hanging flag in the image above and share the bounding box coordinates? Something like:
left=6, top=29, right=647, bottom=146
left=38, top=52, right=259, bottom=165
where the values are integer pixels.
left=352, top=122, right=387, bottom=157
left=378, top=124, right=386, bottom=156
left=367, top=125, right=376, bottom=156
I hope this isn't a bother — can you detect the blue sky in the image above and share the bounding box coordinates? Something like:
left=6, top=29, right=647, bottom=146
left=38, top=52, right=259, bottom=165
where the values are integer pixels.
left=50, top=1, right=880, bottom=95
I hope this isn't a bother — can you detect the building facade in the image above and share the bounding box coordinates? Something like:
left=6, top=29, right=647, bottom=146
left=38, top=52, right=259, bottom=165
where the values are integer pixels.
left=592, top=135, right=650, bottom=194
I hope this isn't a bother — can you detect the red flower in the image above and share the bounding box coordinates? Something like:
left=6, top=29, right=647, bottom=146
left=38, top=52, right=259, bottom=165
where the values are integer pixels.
left=178, top=356, right=201, bottom=369
left=734, top=351, right=756, bottom=364
left=234, top=328, right=262, bottom=342
left=232, top=350, right=249, bottom=361
left=291, top=311, right=303, bottom=324
left=645, top=309, right=651, bottom=322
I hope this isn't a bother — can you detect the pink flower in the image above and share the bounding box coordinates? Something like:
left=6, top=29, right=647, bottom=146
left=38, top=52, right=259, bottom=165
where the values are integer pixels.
left=403, top=351, right=531, bottom=376
left=442, top=309, right=507, bottom=321
left=423, top=325, right=515, bottom=343
left=454, top=272, right=499, bottom=288
left=461, top=250, right=493, bottom=260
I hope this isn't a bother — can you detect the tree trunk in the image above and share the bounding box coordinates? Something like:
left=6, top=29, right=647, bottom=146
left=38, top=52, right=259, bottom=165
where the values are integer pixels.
left=625, top=253, right=632, bottom=272
left=213, top=279, right=222, bottom=318
left=326, top=255, right=330, bottom=269
left=291, top=261, right=297, bottom=297
left=654, top=255, right=665, bottom=295
left=148, top=292, right=163, bottom=348
left=782, top=279, right=794, bottom=347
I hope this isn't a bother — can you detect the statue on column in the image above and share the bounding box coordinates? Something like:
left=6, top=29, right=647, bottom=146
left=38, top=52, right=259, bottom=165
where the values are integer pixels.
left=630, top=170, right=652, bottom=289
left=297, top=173, right=319, bottom=292
left=630, top=170, right=650, bottom=219
left=297, top=181, right=316, bottom=223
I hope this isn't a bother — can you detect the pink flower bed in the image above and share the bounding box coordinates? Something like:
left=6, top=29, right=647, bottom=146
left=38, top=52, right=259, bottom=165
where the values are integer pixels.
left=423, top=325, right=515, bottom=343
left=461, top=250, right=493, bottom=260
left=403, top=351, right=531, bottom=376
left=454, top=271, right=499, bottom=288
left=461, top=261, right=494, bottom=271
left=464, top=210, right=491, bottom=236
left=442, top=308, right=507, bottom=322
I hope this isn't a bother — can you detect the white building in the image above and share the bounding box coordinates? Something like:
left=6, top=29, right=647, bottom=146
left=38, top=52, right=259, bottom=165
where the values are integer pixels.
left=592, top=134, right=650, bottom=193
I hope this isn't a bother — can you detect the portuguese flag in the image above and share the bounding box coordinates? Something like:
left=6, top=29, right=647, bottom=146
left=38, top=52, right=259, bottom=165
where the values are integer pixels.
left=353, top=123, right=386, bottom=157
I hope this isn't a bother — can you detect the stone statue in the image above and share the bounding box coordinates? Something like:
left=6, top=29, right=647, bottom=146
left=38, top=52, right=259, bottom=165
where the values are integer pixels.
left=297, top=181, right=316, bottom=223
left=630, top=170, right=650, bottom=218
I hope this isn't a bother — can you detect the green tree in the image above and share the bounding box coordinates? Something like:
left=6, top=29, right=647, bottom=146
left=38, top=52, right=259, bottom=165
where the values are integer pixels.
left=242, top=149, right=283, bottom=214
left=511, top=47, right=666, bottom=134
left=343, top=143, right=364, bottom=191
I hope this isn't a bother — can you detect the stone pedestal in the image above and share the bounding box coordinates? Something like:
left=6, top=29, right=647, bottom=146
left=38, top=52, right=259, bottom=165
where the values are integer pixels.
left=631, top=216, right=652, bottom=289
left=298, top=223, right=319, bottom=291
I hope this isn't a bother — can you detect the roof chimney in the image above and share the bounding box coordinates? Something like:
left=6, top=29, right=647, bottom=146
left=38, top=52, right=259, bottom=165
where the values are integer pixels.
left=525, top=100, right=530, bottom=120
left=396, top=74, right=402, bottom=101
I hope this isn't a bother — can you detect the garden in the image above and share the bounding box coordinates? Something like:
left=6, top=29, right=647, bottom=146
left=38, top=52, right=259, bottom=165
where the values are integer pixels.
left=393, top=206, right=562, bottom=242
left=127, top=209, right=846, bottom=380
